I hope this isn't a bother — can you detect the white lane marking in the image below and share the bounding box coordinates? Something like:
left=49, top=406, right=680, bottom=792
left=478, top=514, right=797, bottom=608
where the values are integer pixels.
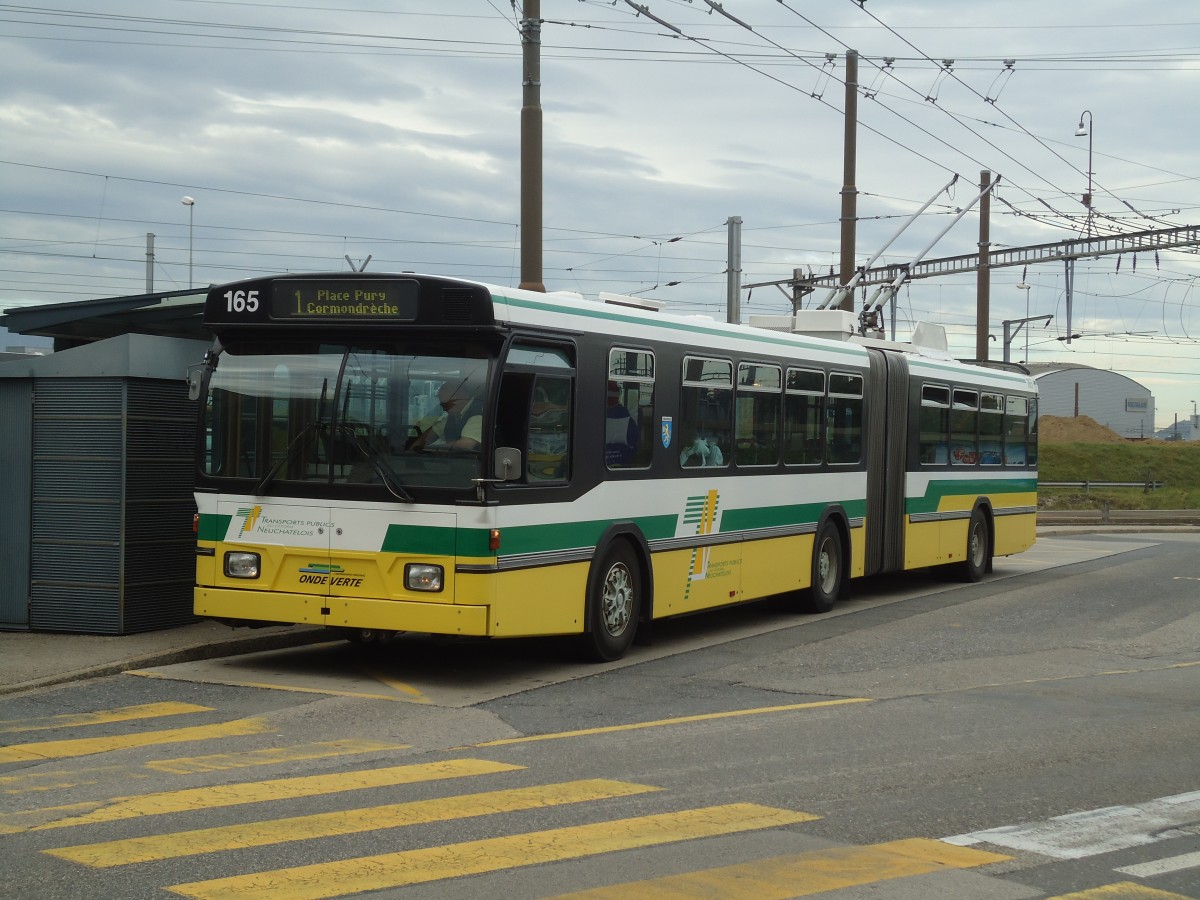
left=1116, top=850, right=1200, bottom=878
left=943, top=792, right=1200, bottom=860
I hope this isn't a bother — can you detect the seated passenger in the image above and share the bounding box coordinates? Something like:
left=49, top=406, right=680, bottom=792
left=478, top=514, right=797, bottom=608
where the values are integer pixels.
left=679, top=434, right=725, bottom=467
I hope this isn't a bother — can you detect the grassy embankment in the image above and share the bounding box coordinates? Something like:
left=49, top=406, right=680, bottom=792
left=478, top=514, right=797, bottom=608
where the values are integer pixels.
left=1039, top=441, right=1200, bottom=510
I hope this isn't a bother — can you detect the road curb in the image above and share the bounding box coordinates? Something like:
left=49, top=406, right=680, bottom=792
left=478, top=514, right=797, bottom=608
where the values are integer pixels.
left=0, top=627, right=331, bottom=697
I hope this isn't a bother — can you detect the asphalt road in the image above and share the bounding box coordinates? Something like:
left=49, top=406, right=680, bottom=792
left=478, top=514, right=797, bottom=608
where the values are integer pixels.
left=2, top=532, right=1198, bottom=899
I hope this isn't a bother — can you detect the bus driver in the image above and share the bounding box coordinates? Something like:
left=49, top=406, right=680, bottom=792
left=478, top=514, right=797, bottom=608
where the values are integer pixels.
left=408, top=376, right=483, bottom=451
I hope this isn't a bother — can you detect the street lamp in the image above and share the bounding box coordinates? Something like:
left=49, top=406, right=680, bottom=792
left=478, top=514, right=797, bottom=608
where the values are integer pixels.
left=181, top=196, right=195, bottom=289
left=1075, top=110, right=1093, bottom=238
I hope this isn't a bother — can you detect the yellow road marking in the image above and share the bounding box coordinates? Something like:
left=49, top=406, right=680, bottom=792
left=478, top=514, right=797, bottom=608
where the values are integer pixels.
left=46, top=779, right=662, bottom=867
left=1049, top=882, right=1196, bottom=899
left=167, top=803, right=817, bottom=900
left=472, top=697, right=873, bottom=747
left=358, top=668, right=430, bottom=703
left=0, top=717, right=271, bottom=764
left=550, top=838, right=1010, bottom=898
left=144, top=739, right=409, bottom=774
left=0, top=802, right=105, bottom=835
left=1, top=740, right=408, bottom=795
left=0, top=702, right=213, bottom=735
left=21, top=759, right=522, bottom=832
left=127, top=669, right=415, bottom=702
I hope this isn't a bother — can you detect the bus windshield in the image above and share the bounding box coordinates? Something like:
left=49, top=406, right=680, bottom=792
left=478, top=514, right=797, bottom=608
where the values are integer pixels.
left=201, top=340, right=492, bottom=492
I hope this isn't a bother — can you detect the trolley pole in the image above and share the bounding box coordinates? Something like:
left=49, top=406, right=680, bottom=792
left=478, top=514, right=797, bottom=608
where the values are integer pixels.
left=518, top=0, right=545, bottom=292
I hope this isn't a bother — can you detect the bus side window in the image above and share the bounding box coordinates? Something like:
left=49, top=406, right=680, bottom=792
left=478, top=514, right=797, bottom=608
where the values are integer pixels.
left=679, top=357, right=732, bottom=468
left=1005, top=395, right=1028, bottom=466
left=919, top=384, right=950, bottom=465
left=784, top=367, right=824, bottom=465
left=736, top=363, right=781, bottom=467
left=607, top=348, right=655, bottom=470
left=828, top=372, right=863, bottom=464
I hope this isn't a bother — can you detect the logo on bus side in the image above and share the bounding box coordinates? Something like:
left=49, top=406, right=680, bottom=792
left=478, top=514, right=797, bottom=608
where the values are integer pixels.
left=661, top=416, right=673, bottom=449
left=680, top=490, right=721, bottom=585
left=297, top=562, right=365, bottom=588
left=236, top=505, right=262, bottom=536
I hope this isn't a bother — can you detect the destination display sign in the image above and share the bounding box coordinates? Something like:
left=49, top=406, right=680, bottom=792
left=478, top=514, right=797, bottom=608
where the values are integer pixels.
left=269, top=279, right=419, bottom=321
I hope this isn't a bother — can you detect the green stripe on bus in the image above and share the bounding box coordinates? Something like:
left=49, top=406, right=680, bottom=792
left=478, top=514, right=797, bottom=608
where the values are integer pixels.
left=381, top=524, right=457, bottom=556
left=474, top=514, right=680, bottom=557
left=906, top=477, right=1037, bottom=515
left=720, top=500, right=867, bottom=532
left=197, top=514, right=232, bottom=542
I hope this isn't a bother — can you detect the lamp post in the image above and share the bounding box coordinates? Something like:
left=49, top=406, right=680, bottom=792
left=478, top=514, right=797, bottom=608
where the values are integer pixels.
left=181, top=196, right=195, bottom=289
left=1016, top=281, right=1032, bottom=362
left=1074, top=110, right=1093, bottom=238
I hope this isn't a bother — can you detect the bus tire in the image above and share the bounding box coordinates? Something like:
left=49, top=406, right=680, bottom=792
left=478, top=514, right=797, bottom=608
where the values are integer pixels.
left=802, top=519, right=843, bottom=614
left=583, top=542, right=641, bottom=662
left=960, top=508, right=990, bottom=583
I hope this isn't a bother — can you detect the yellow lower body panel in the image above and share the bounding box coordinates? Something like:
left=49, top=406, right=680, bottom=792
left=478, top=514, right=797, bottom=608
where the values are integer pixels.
left=994, top=511, right=1036, bottom=557
left=476, top=564, right=588, bottom=637
left=195, top=588, right=489, bottom=636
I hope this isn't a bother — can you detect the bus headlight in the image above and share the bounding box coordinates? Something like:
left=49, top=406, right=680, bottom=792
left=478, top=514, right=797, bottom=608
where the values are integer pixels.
left=224, top=551, right=261, bottom=579
left=405, top=563, right=444, bottom=592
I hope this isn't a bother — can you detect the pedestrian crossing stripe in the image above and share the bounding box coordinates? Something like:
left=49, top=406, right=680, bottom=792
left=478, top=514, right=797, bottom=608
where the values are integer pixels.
left=547, top=838, right=1012, bottom=899
left=166, top=803, right=819, bottom=900
left=1046, top=882, right=1196, bottom=899
left=0, top=702, right=214, bottom=735
left=143, top=739, right=410, bottom=775
left=10, top=759, right=522, bottom=832
left=44, top=779, right=665, bottom=867
left=0, top=740, right=410, bottom=796
left=0, top=717, right=272, bottom=764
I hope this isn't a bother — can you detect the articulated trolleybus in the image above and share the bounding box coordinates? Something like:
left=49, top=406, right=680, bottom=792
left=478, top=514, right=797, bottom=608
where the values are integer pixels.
left=192, top=272, right=1037, bottom=660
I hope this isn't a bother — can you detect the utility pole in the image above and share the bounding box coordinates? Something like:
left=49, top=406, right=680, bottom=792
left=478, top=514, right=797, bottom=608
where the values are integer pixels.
left=145, top=233, right=155, bottom=293
left=518, top=0, right=545, bottom=292
left=726, top=216, right=742, bottom=323
left=838, top=50, right=859, bottom=312
left=975, top=170, right=991, bottom=360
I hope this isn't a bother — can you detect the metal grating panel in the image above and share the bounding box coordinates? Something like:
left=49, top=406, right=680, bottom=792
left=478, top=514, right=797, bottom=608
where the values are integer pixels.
left=0, top=381, right=32, bottom=629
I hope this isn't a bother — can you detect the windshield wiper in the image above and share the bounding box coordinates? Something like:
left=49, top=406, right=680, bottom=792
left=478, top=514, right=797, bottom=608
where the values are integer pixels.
left=255, top=421, right=325, bottom=496
left=336, top=424, right=414, bottom=503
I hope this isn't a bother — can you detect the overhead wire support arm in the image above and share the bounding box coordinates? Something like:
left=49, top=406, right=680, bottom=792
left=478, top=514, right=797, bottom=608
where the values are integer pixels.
left=862, top=174, right=1000, bottom=317
left=623, top=1, right=684, bottom=34
left=816, top=174, right=959, bottom=310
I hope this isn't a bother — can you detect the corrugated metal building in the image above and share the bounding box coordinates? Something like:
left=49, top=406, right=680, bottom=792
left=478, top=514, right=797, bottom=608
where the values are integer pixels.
left=0, top=289, right=208, bottom=633
left=1026, top=363, right=1155, bottom=440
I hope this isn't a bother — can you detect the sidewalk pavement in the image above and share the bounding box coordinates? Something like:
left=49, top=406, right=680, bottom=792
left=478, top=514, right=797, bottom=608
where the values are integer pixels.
left=0, top=620, right=329, bottom=697
left=2, top=524, right=1194, bottom=697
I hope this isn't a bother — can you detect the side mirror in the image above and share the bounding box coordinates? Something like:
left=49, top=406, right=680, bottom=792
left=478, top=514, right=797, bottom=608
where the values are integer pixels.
left=493, top=446, right=522, bottom=481
left=187, top=366, right=203, bottom=401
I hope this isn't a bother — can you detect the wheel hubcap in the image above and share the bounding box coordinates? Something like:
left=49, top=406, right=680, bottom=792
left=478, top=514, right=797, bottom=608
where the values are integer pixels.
left=970, top=525, right=984, bottom=566
left=818, top=539, right=837, bottom=593
left=601, top=563, right=634, bottom=636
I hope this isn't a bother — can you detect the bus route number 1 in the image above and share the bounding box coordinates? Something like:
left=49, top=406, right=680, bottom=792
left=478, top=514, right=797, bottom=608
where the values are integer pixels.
left=224, top=289, right=260, bottom=313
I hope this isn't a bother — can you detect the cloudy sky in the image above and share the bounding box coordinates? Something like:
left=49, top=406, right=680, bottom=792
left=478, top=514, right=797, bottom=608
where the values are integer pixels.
left=3, top=1, right=1200, bottom=429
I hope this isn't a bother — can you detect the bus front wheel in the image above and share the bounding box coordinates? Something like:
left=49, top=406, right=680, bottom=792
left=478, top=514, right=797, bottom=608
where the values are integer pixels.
left=583, top=542, right=641, bottom=662
left=801, top=520, right=843, bottom=614
left=959, top=508, right=990, bottom=583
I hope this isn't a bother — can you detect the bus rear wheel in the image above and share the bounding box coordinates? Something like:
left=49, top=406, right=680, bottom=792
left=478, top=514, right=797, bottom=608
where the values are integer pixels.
left=800, top=520, right=843, bottom=614
left=583, top=543, right=641, bottom=662
left=959, top=508, right=990, bottom=583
